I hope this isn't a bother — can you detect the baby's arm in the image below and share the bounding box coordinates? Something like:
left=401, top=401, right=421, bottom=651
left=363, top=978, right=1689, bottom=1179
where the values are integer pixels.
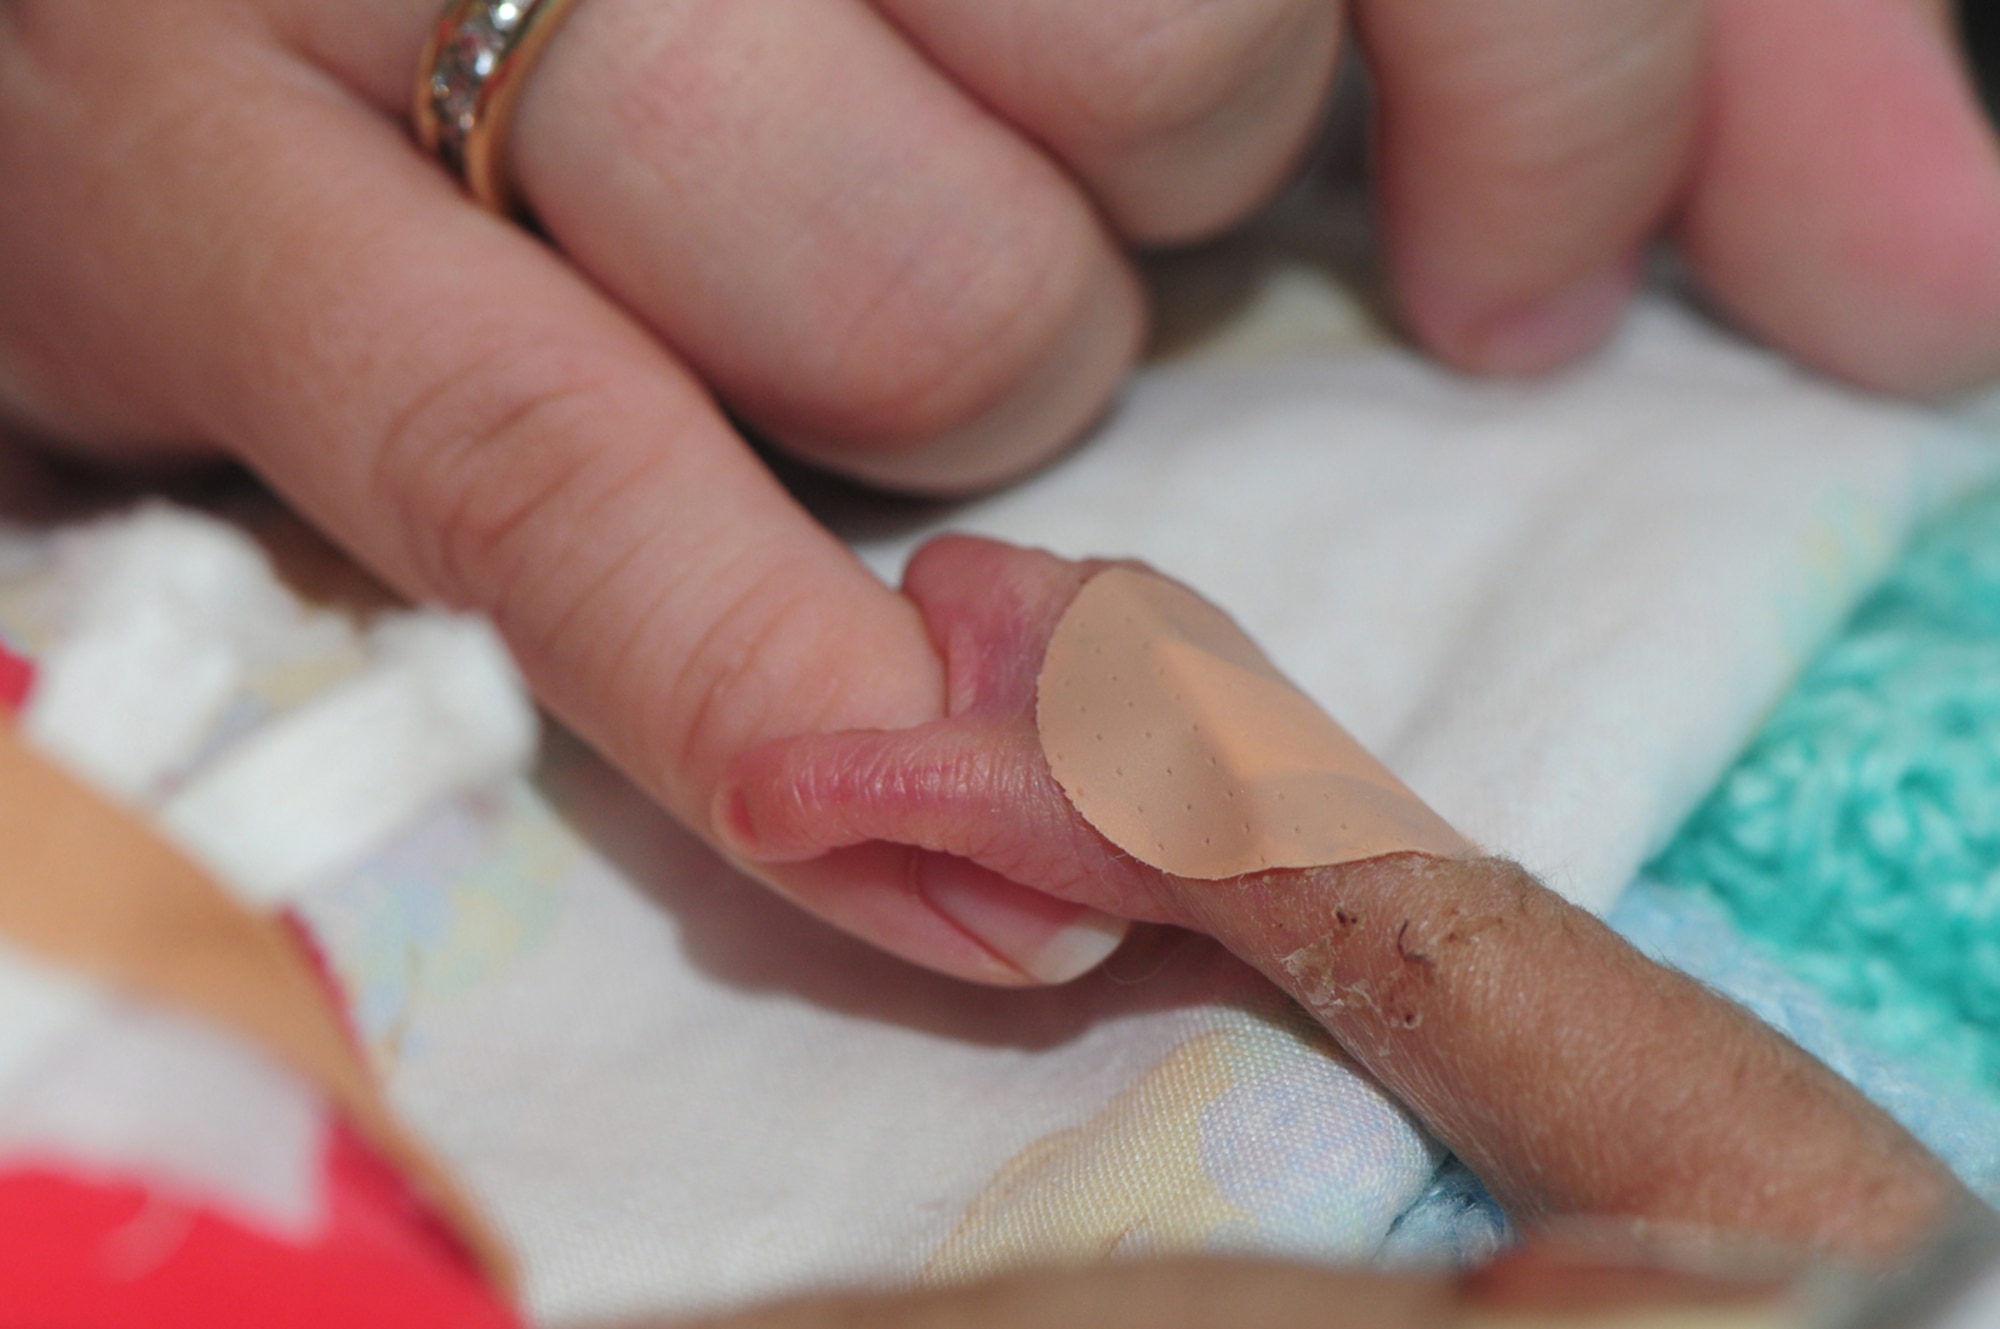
left=719, top=535, right=1960, bottom=1257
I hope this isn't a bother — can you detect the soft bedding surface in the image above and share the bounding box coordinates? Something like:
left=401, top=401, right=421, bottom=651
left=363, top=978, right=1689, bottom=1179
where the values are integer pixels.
left=5, top=183, right=1999, bottom=1323
left=1651, top=480, right=2000, bottom=1095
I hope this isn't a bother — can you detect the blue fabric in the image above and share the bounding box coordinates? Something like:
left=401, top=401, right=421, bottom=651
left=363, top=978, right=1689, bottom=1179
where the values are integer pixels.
left=1376, top=1155, right=1507, bottom=1269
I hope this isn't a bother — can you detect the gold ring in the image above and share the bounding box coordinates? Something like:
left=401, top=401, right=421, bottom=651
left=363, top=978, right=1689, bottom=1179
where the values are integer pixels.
left=413, top=0, right=587, bottom=216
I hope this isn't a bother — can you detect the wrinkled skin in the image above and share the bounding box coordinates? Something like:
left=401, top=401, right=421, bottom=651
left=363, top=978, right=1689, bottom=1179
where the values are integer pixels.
left=721, top=535, right=1962, bottom=1259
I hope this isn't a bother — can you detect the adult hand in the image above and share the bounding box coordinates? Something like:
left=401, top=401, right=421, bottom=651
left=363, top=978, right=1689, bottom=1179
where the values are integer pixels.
left=3, top=0, right=1997, bottom=985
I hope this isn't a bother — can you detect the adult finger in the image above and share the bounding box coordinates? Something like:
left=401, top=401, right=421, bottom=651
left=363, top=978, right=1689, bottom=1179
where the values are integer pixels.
left=1353, top=0, right=1704, bottom=375
left=1677, top=0, right=2000, bottom=396
left=868, top=0, right=1346, bottom=245
left=6, top=8, right=1124, bottom=984
left=283, top=0, right=1146, bottom=496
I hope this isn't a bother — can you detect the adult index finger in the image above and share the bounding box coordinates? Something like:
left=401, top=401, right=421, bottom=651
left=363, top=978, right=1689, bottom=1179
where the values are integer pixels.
left=2, top=11, right=1124, bottom=984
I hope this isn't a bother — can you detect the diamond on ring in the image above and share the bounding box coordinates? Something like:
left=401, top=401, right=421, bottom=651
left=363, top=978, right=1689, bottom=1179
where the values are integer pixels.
left=413, top=0, right=587, bottom=215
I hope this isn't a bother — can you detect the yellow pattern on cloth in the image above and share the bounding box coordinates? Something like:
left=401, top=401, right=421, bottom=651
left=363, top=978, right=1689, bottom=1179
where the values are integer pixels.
left=924, top=1031, right=1249, bottom=1281
left=925, top=998, right=1439, bottom=1284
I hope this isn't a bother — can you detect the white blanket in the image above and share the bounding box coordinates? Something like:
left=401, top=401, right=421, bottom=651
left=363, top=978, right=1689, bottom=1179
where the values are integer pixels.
left=47, top=187, right=1984, bottom=1322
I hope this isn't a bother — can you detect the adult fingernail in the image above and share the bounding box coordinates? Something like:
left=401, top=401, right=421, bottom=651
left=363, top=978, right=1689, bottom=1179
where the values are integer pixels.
left=916, top=853, right=1129, bottom=985
left=1447, top=264, right=1635, bottom=377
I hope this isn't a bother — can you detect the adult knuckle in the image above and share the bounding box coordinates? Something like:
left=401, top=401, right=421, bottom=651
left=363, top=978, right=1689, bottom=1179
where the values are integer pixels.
left=1040, top=0, right=1312, bottom=152
left=369, top=342, right=615, bottom=612
left=661, top=558, right=828, bottom=786
left=808, top=184, right=1093, bottom=446
left=585, top=0, right=720, bottom=142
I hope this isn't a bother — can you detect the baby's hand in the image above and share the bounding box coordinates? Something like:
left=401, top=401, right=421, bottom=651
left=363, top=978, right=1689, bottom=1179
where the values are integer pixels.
left=721, top=535, right=1962, bottom=1256
left=3, top=0, right=1998, bottom=983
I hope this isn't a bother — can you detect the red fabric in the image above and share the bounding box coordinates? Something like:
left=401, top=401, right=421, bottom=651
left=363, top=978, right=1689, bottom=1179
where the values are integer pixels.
left=0, top=643, right=515, bottom=1325
left=0, top=641, right=32, bottom=713
left=0, top=1123, right=519, bottom=1329
left=273, top=909, right=502, bottom=1282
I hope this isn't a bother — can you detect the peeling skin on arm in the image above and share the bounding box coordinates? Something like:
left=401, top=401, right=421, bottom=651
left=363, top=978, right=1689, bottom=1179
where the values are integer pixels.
left=718, top=535, right=1964, bottom=1261
left=1178, top=854, right=1955, bottom=1259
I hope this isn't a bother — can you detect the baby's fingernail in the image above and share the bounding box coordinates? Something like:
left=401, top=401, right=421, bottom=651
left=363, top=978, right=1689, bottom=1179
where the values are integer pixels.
left=713, top=784, right=762, bottom=858
left=916, top=853, right=1129, bottom=985
left=1438, top=264, right=1635, bottom=377
left=712, top=782, right=816, bottom=864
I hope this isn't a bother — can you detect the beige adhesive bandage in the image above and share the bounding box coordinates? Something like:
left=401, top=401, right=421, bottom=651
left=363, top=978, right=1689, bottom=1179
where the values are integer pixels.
left=0, top=721, right=515, bottom=1295
left=1036, top=568, right=1473, bottom=880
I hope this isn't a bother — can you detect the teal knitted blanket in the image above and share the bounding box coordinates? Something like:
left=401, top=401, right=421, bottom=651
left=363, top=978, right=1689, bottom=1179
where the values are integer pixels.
left=1649, top=480, right=2000, bottom=1092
